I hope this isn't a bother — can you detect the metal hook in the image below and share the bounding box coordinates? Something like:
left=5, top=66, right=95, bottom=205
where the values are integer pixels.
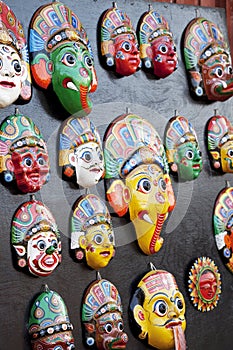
left=174, top=109, right=178, bottom=116
left=149, top=262, right=156, bottom=271
left=30, top=194, right=36, bottom=201
left=214, top=108, right=218, bottom=116
left=96, top=271, right=102, bottom=280
left=15, top=107, right=19, bottom=115
left=112, top=2, right=117, bottom=8
left=126, top=106, right=130, bottom=114
left=226, top=180, right=230, bottom=188
left=42, top=284, right=50, bottom=293
left=195, top=8, right=200, bottom=18
left=148, top=4, right=152, bottom=11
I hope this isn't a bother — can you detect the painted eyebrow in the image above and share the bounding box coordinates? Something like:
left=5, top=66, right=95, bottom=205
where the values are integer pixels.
left=148, top=291, right=168, bottom=303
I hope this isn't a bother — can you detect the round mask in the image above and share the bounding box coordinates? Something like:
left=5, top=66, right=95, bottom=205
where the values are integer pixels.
left=183, top=17, right=233, bottom=101
left=213, top=185, right=233, bottom=273
left=138, top=8, right=178, bottom=78
left=11, top=199, right=61, bottom=277
left=129, top=268, right=186, bottom=349
left=59, top=116, right=104, bottom=188
left=28, top=285, right=75, bottom=350
left=0, top=0, right=31, bottom=108
left=82, top=277, right=128, bottom=349
left=165, top=115, right=202, bottom=181
left=206, top=114, right=233, bottom=173
left=71, top=193, right=115, bottom=270
left=29, top=1, right=97, bottom=116
left=0, top=112, right=50, bottom=193
left=188, top=257, right=221, bottom=312
left=100, top=4, right=141, bottom=76
left=104, top=113, right=175, bottom=255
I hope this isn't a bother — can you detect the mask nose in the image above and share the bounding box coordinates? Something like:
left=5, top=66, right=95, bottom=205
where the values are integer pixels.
left=46, top=246, right=55, bottom=254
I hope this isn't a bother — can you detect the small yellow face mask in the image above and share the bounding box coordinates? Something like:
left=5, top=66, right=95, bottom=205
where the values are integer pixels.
left=126, top=164, right=171, bottom=255
left=220, top=140, right=233, bottom=172
left=79, top=223, right=115, bottom=270
left=130, top=270, right=186, bottom=350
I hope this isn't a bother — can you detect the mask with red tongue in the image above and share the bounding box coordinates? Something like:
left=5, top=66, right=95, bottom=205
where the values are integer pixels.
left=104, top=113, right=175, bottom=256
left=129, top=266, right=186, bottom=349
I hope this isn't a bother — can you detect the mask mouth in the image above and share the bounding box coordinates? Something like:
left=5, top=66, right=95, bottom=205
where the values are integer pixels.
left=0, top=80, right=16, bottom=88
left=62, top=78, right=79, bottom=91
left=100, top=251, right=111, bottom=257
left=165, top=320, right=182, bottom=329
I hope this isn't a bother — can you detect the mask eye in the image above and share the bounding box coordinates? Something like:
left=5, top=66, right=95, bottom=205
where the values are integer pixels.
left=51, top=239, right=58, bottom=249
left=80, top=151, right=92, bottom=162
left=84, top=55, right=93, bottom=69
left=37, top=157, right=46, bottom=166
left=68, top=345, right=75, bottom=350
left=173, top=45, right=177, bottom=53
left=12, top=59, right=21, bottom=73
left=23, top=157, right=33, bottom=167
left=137, top=178, right=152, bottom=193
left=37, top=240, right=46, bottom=250
left=94, top=234, right=103, bottom=245
left=175, top=297, right=184, bottom=311
left=227, top=66, right=233, bottom=74
left=215, top=66, right=223, bottom=78
left=154, top=300, right=168, bottom=316
left=227, top=149, right=233, bottom=157
left=98, top=152, right=103, bottom=161
left=118, top=322, right=123, bottom=331
left=104, top=323, right=113, bottom=333
left=159, top=44, right=168, bottom=54
left=108, top=233, right=114, bottom=243
left=121, top=41, right=132, bottom=52
left=159, top=178, right=166, bottom=192
left=62, top=53, right=76, bottom=66
left=185, top=150, right=194, bottom=160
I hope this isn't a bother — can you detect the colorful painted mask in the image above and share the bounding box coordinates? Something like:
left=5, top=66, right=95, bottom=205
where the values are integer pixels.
left=188, top=257, right=221, bottom=312
left=29, top=1, right=97, bottom=116
left=11, top=199, right=61, bottom=277
left=101, top=4, right=141, bottom=76
left=71, top=193, right=115, bottom=270
left=0, top=1, right=31, bottom=108
left=165, top=115, right=202, bottom=181
left=206, top=114, right=233, bottom=173
left=104, top=113, right=175, bottom=255
left=138, top=8, right=178, bottom=78
left=213, top=184, right=233, bottom=273
left=28, top=285, right=75, bottom=350
left=0, top=112, right=50, bottom=193
left=183, top=17, right=233, bottom=101
left=82, top=277, right=128, bottom=349
left=59, top=116, right=104, bottom=188
left=129, top=267, right=186, bottom=349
